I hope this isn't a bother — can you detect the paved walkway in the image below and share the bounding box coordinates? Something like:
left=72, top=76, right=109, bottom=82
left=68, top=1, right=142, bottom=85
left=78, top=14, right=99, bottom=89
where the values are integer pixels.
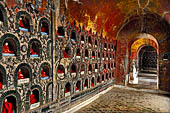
left=74, top=85, right=170, bottom=113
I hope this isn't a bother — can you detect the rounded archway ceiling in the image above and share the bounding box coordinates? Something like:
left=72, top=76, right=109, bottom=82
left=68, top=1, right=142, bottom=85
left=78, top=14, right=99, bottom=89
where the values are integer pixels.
left=67, top=0, right=170, bottom=41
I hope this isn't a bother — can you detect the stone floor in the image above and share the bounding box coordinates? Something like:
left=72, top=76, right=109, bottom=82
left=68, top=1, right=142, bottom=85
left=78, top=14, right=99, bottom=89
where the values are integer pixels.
left=75, top=87, right=170, bottom=113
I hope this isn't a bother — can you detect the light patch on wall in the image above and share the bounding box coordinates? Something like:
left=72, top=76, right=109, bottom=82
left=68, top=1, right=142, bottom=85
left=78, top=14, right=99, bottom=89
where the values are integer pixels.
left=131, top=38, right=158, bottom=59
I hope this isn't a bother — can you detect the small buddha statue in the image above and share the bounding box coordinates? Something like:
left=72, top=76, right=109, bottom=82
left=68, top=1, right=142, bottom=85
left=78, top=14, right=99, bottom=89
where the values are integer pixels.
left=75, top=86, right=79, bottom=91
left=0, top=81, right=2, bottom=90
left=76, top=52, right=80, bottom=56
left=3, top=42, right=14, bottom=54
left=18, top=69, right=24, bottom=79
left=2, top=99, right=15, bottom=113
left=19, top=17, right=25, bottom=28
left=41, top=69, right=47, bottom=78
left=91, top=82, right=94, bottom=87
left=30, top=92, right=37, bottom=104
left=64, top=51, right=70, bottom=58
left=58, top=68, right=63, bottom=73
left=64, top=88, right=67, bottom=93
left=41, top=25, right=46, bottom=32
left=30, top=47, right=38, bottom=55
left=41, top=24, right=48, bottom=34
left=70, top=68, right=74, bottom=73
left=104, top=69, right=107, bottom=73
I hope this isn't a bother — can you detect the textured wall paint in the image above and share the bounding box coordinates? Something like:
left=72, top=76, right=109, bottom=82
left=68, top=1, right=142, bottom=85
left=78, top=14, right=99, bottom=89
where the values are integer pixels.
left=66, top=0, right=170, bottom=41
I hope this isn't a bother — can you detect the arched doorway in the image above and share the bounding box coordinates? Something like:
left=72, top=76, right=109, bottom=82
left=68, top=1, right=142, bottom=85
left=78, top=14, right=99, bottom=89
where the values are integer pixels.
left=136, top=45, right=158, bottom=89
left=129, top=34, right=159, bottom=89
left=138, top=46, right=157, bottom=73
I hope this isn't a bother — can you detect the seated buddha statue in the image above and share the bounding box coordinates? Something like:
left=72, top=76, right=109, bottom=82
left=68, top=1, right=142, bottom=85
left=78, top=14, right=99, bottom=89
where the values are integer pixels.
left=84, top=84, right=87, bottom=88
left=30, top=47, right=38, bottom=55
left=0, top=81, right=2, bottom=90
left=2, top=99, right=15, bottom=113
left=3, top=43, right=14, bottom=54
left=30, top=93, right=37, bottom=104
left=64, top=51, right=70, bottom=58
left=76, top=52, right=80, bottom=56
left=19, top=17, right=25, bottom=28
left=75, top=86, right=79, bottom=91
left=91, top=82, right=94, bottom=87
left=19, top=17, right=29, bottom=29
left=57, top=68, right=63, bottom=73
left=41, top=25, right=46, bottom=32
left=104, top=69, right=107, bottom=73
left=18, top=69, right=24, bottom=79
left=41, top=69, right=48, bottom=78
left=70, top=68, right=74, bottom=73
left=41, top=25, right=48, bottom=34
left=64, top=88, right=68, bottom=93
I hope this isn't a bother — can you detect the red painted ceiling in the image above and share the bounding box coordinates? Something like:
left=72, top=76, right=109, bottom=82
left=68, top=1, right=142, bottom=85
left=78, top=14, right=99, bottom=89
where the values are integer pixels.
left=67, top=0, right=170, bottom=41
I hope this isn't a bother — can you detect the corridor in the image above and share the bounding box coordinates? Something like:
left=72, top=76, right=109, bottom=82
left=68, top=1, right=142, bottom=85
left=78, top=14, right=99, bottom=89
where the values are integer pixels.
left=75, top=86, right=170, bottom=113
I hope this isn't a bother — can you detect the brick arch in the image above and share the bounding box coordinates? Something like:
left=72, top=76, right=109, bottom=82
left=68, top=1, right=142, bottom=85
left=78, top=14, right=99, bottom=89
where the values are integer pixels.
left=0, top=3, right=8, bottom=28
left=14, top=63, right=32, bottom=87
left=25, top=85, right=43, bottom=111
left=27, top=39, right=42, bottom=58
left=39, top=17, right=51, bottom=35
left=16, top=11, right=33, bottom=33
left=39, top=62, right=52, bottom=78
left=0, top=90, right=22, bottom=113
left=0, top=33, right=20, bottom=59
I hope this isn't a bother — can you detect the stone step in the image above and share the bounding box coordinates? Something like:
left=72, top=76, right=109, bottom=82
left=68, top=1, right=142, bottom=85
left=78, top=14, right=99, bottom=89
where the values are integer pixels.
left=138, top=73, right=157, bottom=77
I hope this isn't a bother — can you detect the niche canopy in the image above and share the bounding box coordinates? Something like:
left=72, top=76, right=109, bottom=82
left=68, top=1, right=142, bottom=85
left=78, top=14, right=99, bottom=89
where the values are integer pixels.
left=85, top=49, right=89, bottom=59
left=84, top=79, right=88, bottom=90
left=2, top=96, right=17, bottom=113
left=17, top=66, right=30, bottom=85
left=88, top=36, right=92, bottom=47
left=19, top=15, right=30, bottom=32
left=64, top=46, right=71, bottom=58
left=30, top=89, right=40, bottom=109
left=76, top=48, right=81, bottom=59
left=30, top=41, right=40, bottom=58
left=0, top=9, right=4, bottom=27
left=71, top=31, right=76, bottom=45
left=70, top=64, right=77, bottom=78
left=81, top=35, right=85, bottom=44
left=40, top=65, right=49, bottom=80
left=91, top=78, right=94, bottom=87
left=75, top=81, right=81, bottom=92
left=80, top=64, right=85, bottom=75
left=92, top=51, right=95, bottom=59
left=57, top=64, right=65, bottom=79
left=65, top=82, right=71, bottom=97
left=57, top=26, right=64, bottom=38
left=2, top=38, right=16, bottom=57
left=41, top=21, right=49, bottom=35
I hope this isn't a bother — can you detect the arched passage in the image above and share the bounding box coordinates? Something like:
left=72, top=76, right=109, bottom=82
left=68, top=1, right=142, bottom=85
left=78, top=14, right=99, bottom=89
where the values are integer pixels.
left=129, top=34, right=159, bottom=88
left=138, top=46, right=157, bottom=72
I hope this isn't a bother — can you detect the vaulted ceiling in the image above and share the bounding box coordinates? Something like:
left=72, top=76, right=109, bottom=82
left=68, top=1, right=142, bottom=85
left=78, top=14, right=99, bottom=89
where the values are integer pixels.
left=67, top=0, right=170, bottom=41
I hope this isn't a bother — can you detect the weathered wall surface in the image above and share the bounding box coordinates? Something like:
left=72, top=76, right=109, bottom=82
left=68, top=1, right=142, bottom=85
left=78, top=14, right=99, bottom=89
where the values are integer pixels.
left=66, top=0, right=170, bottom=91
